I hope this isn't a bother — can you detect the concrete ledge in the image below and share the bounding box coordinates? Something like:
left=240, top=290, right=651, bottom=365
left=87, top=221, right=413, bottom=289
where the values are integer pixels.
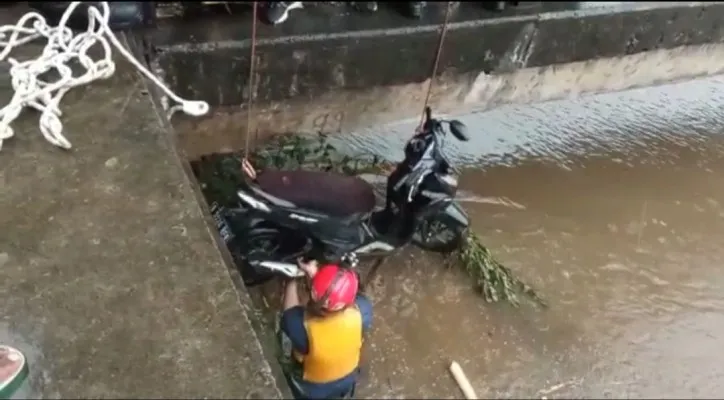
left=147, top=2, right=724, bottom=158
left=153, top=4, right=536, bottom=104
left=0, top=4, right=283, bottom=396
left=152, top=2, right=724, bottom=105
left=0, top=57, right=282, bottom=400
left=528, top=2, right=724, bottom=66
left=170, top=41, right=724, bottom=158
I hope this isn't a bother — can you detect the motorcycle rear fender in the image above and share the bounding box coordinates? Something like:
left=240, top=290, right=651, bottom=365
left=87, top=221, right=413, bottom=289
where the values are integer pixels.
left=237, top=188, right=332, bottom=226
left=237, top=189, right=271, bottom=213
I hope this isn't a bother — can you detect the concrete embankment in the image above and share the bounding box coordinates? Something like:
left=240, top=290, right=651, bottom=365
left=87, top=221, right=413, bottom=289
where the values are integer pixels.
left=145, top=2, right=724, bottom=158
left=0, top=3, right=281, bottom=398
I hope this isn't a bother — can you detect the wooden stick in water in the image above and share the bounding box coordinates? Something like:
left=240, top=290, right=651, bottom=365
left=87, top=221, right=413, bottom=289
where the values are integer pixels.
left=449, top=361, right=478, bottom=400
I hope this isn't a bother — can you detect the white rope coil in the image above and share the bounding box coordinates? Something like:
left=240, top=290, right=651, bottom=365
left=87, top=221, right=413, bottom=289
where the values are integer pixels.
left=0, top=2, right=209, bottom=151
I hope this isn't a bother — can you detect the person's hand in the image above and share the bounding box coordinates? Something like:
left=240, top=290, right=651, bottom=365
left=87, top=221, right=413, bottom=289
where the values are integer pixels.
left=278, top=275, right=290, bottom=289
left=297, top=258, right=319, bottom=278
left=282, top=277, right=297, bottom=292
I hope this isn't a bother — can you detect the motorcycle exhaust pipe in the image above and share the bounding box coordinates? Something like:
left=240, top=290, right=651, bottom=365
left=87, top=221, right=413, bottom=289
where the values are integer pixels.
left=250, top=260, right=304, bottom=278
left=237, top=190, right=271, bottom=212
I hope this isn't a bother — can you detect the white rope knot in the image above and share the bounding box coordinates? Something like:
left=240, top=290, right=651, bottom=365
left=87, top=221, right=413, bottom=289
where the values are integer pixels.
left=0, top=2, right=210, bottom=151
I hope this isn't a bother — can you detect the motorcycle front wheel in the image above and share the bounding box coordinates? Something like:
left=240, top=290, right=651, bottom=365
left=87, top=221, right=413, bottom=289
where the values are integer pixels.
left=412, top=214, right=467, bottom=253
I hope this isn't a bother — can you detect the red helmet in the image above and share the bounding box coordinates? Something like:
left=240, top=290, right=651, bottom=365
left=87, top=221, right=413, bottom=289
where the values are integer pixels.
left=310, top=264, right=359, bottom=312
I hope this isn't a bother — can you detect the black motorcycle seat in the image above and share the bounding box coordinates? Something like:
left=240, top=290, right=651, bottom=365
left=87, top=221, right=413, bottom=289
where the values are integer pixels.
left=255, top=169, right=377, bottom=218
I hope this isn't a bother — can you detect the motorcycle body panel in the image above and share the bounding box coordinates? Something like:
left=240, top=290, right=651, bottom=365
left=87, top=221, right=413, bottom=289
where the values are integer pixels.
left=224, top=108, right=471, bottom=281
left=442, top=201, right=470, bottom=227
left=237, top=185, right=396, bottom=261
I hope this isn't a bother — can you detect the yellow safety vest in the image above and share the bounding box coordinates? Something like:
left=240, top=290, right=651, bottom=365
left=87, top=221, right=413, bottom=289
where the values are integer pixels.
left=293, top=306, right=362, bottom=383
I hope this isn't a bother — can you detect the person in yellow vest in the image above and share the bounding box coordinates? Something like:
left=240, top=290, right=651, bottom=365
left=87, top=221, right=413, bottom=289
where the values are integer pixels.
left=280, top=258, right=373, bottom=399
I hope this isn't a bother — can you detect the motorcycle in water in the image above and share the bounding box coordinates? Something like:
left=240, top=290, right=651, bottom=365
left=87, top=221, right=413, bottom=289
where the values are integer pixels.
left=213, top=107, right=471, bottom=285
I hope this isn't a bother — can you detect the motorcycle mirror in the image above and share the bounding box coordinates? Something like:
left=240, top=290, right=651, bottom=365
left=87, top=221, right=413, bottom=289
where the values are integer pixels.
left=448, top=120, right=470, bottom=141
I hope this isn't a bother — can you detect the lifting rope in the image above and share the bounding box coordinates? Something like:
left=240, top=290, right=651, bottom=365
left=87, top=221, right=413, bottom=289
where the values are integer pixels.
left=242, top=2, right=452, bottom=178
left=0, top=2, right=209, bottom=151
left=363, top=4, right=453, bottom=290
left=243, top=1, right=259, bottom=160
left=418, top=2, right=453, bottom=129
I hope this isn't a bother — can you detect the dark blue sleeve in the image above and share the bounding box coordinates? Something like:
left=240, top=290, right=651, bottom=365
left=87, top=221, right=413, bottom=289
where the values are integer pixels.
left=280, top=306, right=309, bottom=354
left=355, top=295, right=373, bottom=334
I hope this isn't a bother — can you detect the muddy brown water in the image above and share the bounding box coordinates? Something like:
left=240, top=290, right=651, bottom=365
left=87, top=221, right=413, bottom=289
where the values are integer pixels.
left=277, top=76, right=724, bottom=399
left=209, top=75, right=724, bottom=398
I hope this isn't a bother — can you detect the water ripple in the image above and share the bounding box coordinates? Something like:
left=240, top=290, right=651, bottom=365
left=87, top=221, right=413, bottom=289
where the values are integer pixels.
left=336, top=76, right=724, bottom=168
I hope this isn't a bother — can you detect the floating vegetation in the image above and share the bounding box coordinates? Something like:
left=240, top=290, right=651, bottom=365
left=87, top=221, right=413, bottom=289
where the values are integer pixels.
left=452, top=233, right=547, bottom=308
left=192, top=132, right=545, bottom=307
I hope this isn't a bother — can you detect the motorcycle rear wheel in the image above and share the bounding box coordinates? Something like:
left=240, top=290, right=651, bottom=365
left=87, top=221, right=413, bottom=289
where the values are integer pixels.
left=412, top=214, right=467, bottom=253
left=233, top=225, right=303, bottom=287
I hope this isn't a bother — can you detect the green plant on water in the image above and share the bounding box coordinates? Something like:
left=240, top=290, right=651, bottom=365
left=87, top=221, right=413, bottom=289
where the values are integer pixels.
left=250, top=132, right=391, bottom=174
left=451, top=233, right=547, bottom=308
left=193, top=132, right=545, bottom=307
left=194, top=133, right=392, bottom=208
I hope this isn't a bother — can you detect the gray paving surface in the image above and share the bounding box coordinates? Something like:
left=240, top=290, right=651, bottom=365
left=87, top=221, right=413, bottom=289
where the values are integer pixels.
left=0, top=37, right=282, bottom=398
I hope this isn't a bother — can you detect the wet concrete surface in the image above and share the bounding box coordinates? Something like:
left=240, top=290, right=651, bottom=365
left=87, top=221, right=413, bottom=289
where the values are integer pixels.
left=0, top=47, right=282, bottom=397
left=341, top=75, right=724, bottom=398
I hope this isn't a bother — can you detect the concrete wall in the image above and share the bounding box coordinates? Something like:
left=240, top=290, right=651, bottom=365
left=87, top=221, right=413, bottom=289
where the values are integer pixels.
left=146, top=2, right=724, bottom=158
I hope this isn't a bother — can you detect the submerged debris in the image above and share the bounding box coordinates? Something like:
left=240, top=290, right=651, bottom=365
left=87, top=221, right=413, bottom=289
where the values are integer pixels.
left=192, top=132, right=545, bottom=307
